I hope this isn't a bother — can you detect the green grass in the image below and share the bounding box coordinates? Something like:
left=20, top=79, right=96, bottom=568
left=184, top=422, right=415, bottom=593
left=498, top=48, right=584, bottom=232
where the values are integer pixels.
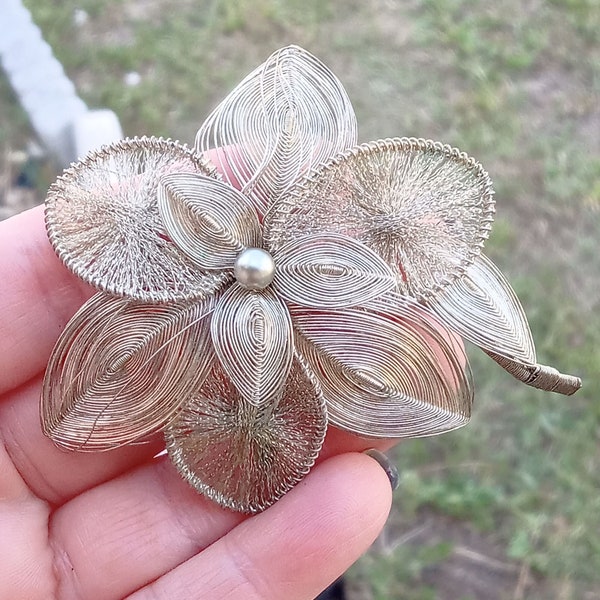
left=4, top=0, right=600, bottom=597
left=351, top=541, right=454, bottom=600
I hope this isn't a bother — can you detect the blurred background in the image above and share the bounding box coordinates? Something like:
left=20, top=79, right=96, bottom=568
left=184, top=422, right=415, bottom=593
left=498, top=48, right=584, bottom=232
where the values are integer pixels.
left=1, top=0, right=599, bottom=598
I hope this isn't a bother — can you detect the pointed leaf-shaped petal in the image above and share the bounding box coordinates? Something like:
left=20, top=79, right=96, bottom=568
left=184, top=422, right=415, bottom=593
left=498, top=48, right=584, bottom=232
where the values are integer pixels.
left=41, top=292, right=217, bottom=451
left=428, top=254, right=581, bottom=395
left=272, top=233, right=396, bottom=308
left=196, top=45, right=357, bottom=214
left=45, top=137, right=227, bottom=302
left=265, top=138, right=495, bottom=301
left=165, top=356, right=327, bottom=513
left=428, top=254, right=536, bottom=363
left=292, top=293, right=473, bottom=438
left=158, top=173, right=261, bottom=270
left=211, top=284, right=294, bottom=406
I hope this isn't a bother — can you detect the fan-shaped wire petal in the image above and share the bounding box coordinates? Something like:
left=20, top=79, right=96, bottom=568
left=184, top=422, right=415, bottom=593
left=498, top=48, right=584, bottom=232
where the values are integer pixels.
left=158, top=173, right=261, bottom=270
left=211, top=283, right=294, bottom=407
left=291, top=293, right=473, bottom=438
left=195, top=45, right=357, bottom=215
left=45, top=137, right=227, bottom=302
left=41, top=292, right=218, bottom=451
left=265, top=138, right=495, bottom=301
left=428, top=255, right=581, bottom=395
left=272, top=233, right=396, bottom=308
left=165, top=356, right=327, bottom=513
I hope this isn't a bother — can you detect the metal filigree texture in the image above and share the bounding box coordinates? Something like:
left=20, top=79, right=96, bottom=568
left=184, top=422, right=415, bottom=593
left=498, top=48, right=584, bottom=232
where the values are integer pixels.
left=45, top=137, right=229, bottom=302
left=42, top=292, right=217, bottom=451
left=291, top=293, right=473, bottom=439
left=195, top=45, right=357, bottom=215
left=271, top=233, right=397, bottom=308
left=427, top=255, right=582, bottom=395
left=41, top=44, right=581, bottom=514
left=210, top=283, right=294, bottom=408
left=264, top=137, right=495, bottom=302
left=158, top=173, right=261, bottom=270
left=165, top=355, right=327, bottom=513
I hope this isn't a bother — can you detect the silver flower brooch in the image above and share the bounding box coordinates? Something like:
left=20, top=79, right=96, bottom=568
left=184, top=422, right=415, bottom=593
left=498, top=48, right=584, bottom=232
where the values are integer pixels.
left=41, top=46, right=581, bottom=513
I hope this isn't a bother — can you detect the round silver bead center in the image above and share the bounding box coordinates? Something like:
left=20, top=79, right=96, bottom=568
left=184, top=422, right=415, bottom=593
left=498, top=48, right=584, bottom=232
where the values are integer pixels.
left=234, top=248, right=275, bottom=290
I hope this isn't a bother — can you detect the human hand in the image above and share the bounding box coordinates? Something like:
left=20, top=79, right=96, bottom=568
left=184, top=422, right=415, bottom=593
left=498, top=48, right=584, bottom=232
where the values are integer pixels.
left=0, top=206, right=396, bottom=600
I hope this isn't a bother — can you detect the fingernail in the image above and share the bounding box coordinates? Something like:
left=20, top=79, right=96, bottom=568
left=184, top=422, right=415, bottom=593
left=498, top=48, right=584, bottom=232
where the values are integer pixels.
left=363, top=449, right=399, bottom=491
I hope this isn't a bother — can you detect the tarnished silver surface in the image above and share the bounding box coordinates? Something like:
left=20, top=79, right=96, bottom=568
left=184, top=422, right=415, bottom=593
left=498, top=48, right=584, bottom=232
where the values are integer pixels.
left=427, top=254, right=581, bottom=395
left=210, top=283, right=294, bottom=408
left=272, top=232, right=396, bottom=308
left=46, top=137, right=228, bottom=302
left=195, top=44, right=357, bottom=215
left=42, top=292, right=218, bottom=451
left=165, top=355, right=327, bottom=513
left=292, top=293, right=473, bottom=438
left=42, top=45, right=582, bottom=513
left=264, top=137, right=496, bottom=301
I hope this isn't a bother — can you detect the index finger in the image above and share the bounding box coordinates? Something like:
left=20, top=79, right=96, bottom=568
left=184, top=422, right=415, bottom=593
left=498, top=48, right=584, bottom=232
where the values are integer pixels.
left=0, top=206, right=93, bottom=395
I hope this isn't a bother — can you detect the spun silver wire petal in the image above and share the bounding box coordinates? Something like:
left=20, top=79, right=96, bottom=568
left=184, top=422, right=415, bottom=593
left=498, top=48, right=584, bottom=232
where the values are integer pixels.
left=210, top=283, right=294, bottom=407
left=291, top=292, right=473, bottom=439
left=42, top=291, right=218, bottom=451
left=265, top=137, right=495, bottom=302
left=195, top=45, right=358, bottom=215
left=165, top=353, right=327, bottom=513
left=271, top=232, right=396, bottom=309
left=428, top=254, right=536, bottom=362
left=428, top=254, right=581, bottom=395
left=45, top=137, right=228, bottom=302
left=158, top=173, right=262, bottom=270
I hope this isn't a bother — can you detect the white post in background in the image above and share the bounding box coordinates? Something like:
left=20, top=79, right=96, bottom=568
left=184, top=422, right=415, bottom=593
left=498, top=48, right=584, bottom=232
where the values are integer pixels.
left=0, top=0, right=123, bottom=167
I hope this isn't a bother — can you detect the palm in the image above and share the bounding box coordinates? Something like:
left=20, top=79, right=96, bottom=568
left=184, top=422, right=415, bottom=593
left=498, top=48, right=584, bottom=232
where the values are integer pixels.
left=0, top=207, right=393, bottom=600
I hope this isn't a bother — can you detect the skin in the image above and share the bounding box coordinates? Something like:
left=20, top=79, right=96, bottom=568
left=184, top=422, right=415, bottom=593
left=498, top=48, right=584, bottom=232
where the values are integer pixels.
left=0, top=206, right=396, bottom=600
